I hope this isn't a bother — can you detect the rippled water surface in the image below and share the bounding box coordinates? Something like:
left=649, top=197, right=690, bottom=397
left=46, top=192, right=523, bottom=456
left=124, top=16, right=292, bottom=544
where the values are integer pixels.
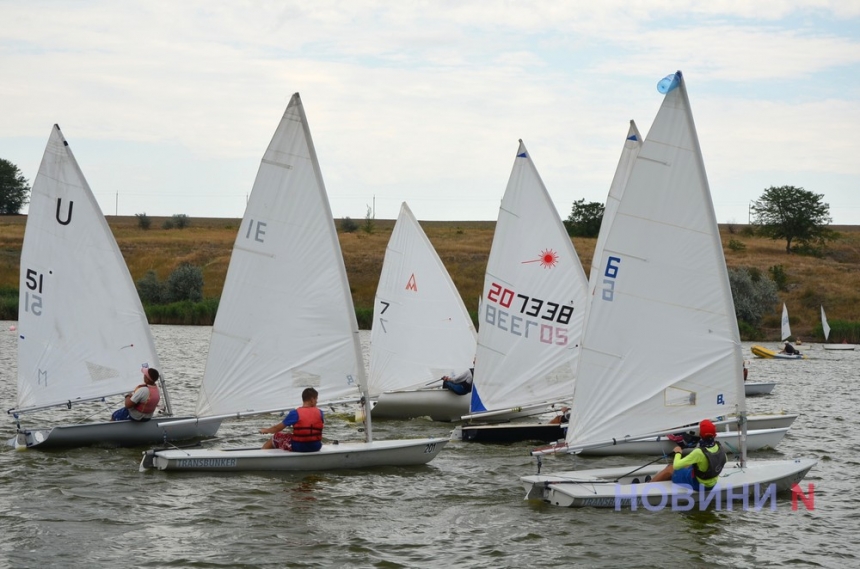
left=1, top=323, right=856, bottom=568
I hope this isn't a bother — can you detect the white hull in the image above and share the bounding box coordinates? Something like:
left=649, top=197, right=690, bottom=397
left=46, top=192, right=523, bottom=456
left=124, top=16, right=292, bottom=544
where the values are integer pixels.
left=576, top=427, right=788, bottom=457
left=822, top=344, right=855, bottom=351
left=9, top=417, right=222, bottom=450
left=371, top=389, right=469, bottom=422
left=521, top=458, right=817, bottom=508
left=745, top=381, right=777, bottom=396
left=453, top=413, right=796, bottom=445
left=141, top=437, right=449, bottom=472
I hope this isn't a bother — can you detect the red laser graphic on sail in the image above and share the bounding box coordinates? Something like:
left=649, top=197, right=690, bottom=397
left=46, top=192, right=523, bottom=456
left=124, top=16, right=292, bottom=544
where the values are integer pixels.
left=522, top=249, right=559, bottom=269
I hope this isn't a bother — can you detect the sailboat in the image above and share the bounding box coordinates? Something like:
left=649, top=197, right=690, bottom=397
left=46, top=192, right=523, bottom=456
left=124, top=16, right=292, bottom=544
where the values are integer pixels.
left=751, top=303, right=806, bottom=359
left=367, top=202, right=477, bottom=421
left=7, top=125, right=220, bottom=449
left=821, top=306, right=855, bottom=350
left=455, top=140, right=589, bottom=443
left=521, top=71, right=814, bottom=508
left=141, top=94, right=448, bottom=472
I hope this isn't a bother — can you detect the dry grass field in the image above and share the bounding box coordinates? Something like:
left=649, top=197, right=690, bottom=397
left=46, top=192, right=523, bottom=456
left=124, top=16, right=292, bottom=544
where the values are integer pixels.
left=1, top=214, right=858, bottom=339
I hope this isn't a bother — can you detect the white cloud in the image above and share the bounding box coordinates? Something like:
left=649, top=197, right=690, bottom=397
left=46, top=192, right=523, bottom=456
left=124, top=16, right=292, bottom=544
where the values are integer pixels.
left=1, top=1, right=858, bottom=223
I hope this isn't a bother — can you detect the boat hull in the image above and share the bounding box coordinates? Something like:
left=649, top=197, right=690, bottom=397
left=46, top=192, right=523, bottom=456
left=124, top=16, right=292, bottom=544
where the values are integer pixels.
left=751, top=345, right=805, bottom=359
left=371, top=389, right=469, bottom=422
left=458, top=423, right=565, bottom=444
left=822, top=344, right=855, bottom=351
left=745, top=381, right=776, bottom=396
left=9, top=417, right=222, bottom=450
left=141, top=437, right=449, bottom=472
left=521, top=458, right=817, bottom=508
left=574, top=427, right=789, bottom=457
left=453, top=413, right=797, bottom=445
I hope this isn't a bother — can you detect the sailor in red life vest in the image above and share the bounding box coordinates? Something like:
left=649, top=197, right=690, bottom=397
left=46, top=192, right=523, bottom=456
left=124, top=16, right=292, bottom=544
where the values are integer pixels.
left=260, top=387, right=324, bottom=452
left=110, top=367, right=162, bottom=422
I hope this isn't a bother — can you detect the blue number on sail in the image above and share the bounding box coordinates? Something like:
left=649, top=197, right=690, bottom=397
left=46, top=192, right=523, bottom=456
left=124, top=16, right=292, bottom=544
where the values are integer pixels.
left=602, top=256, right=621, bottom=301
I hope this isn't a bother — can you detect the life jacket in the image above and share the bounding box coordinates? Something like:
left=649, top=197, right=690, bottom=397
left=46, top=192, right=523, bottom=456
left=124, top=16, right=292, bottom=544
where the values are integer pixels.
left=291, top=406, right=324, bottom=443
left=694, top=441, right=726, bottom=481
left=133, top=384, right=161, bottom=415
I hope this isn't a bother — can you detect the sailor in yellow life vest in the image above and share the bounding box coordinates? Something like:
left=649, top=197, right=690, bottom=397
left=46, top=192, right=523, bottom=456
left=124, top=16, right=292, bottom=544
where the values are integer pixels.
left=651, top=419, right=727, bottom=490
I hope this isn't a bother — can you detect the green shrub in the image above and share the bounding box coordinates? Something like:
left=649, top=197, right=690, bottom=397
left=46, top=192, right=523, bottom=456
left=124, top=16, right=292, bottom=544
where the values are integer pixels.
left=768, top=265, right=788, bottom=292
left=0, top=286, right=17, bottom=320
left=166, top=263, right=203, bottom=303
left=136, top=271, right=167, bottom=304
left=729, top=267, right=778, bottom=327
left=355, top=306, right=373, bottom=330
left=340, top=217, right=358, bottom=233
left=135, top=212, right=151, bottom=230
left=728, top=239, right=746, bottom=251
left=172, top=214, right=190, bottom=229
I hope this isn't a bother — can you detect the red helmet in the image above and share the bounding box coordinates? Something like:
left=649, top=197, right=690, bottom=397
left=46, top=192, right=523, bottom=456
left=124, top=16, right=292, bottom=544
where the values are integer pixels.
left=699, top=419, right=717, bottom=438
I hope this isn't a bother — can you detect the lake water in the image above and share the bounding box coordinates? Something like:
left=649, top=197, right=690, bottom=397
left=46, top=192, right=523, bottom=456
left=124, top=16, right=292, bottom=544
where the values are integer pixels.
left=0, top=323, right=856, bottom=568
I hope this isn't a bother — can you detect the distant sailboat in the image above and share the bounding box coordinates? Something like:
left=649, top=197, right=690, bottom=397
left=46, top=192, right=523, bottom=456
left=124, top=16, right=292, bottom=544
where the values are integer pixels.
left=8, top=125, right=219, bottom=449
left=751, top=304, right=805, bottom=359
left=141, top=94, right=448, bottom=472
left=521, top=71, right=814, bottom=508
left=821, top=306, right=855, bottom=350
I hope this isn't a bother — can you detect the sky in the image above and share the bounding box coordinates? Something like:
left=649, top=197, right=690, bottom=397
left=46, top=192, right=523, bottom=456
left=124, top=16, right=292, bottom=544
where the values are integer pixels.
left=2, top=1, right=859, bottom=225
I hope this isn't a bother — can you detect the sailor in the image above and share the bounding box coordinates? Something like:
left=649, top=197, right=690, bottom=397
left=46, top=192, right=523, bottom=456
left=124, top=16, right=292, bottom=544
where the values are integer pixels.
left=441, top=365, right=474, bottom=395
left=650, top=419, right=727, bottom=491
left=110, top=367, right=162, bottom=422
left=780, top=341, right=799, bottom=355
left=260, top=387, right=324, bottom=452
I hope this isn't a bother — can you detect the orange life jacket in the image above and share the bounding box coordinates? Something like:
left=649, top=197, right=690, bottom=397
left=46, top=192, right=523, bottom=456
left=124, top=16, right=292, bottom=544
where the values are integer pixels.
left=133, top=384, right=161, bottom=415
left=291, top=406, right=324, bottom=443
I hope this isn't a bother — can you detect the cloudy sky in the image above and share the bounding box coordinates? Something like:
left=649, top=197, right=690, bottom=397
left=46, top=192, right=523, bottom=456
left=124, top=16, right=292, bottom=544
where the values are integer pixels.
left=2, top=1, right=859, bottom=224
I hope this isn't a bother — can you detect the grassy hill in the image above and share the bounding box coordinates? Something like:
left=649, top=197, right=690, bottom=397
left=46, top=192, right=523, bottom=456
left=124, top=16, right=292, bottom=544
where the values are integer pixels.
left=2, top=214, right=859, bottom=339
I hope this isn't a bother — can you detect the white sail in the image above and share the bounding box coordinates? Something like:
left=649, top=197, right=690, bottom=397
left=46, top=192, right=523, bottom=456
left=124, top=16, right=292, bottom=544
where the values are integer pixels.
left=368, top=202, right=476, bottom=395
left=781, top=303, right=791, bottom=341
left=565, top=71, right=746, bottom=451
left=195, top=94, right=363, bottom=417
left=821, top=305, right=831, bottom=341
left=470, top=140, right=588, bottom=414
left=16, top=125, right=159, bottom=412
left=587, top=121, right=642, bottom=288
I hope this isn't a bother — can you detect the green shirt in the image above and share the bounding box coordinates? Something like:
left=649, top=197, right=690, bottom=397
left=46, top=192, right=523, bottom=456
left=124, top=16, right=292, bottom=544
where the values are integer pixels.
left=673, top=445, right=722, bottom=487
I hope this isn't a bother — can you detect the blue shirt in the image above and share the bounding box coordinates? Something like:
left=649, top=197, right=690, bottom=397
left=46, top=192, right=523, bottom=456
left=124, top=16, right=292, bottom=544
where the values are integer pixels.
left=281, top=408, right=325, bottom=452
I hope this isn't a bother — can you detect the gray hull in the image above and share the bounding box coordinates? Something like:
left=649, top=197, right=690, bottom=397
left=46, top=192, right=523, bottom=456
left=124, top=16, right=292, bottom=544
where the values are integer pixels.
left=371, top=389, right=470, bottom=421
left=141, top=437, right=449, bottom=472
left=10, top=417, right=222, bottom=450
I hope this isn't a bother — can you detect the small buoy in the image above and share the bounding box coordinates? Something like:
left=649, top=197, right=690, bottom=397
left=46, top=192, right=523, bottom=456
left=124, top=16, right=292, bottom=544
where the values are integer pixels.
left=8, top=325, right=16, bottom=332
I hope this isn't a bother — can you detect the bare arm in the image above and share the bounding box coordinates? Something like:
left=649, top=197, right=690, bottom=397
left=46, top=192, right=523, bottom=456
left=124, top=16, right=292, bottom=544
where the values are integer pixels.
left=260, top=422, right=287, bottom=435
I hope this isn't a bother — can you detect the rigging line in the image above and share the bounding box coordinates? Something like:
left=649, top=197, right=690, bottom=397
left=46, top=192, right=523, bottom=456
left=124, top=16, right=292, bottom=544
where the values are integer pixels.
left=612, top=455, right=668, bottom=483
left=75, top=399, right=115, bottom=424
